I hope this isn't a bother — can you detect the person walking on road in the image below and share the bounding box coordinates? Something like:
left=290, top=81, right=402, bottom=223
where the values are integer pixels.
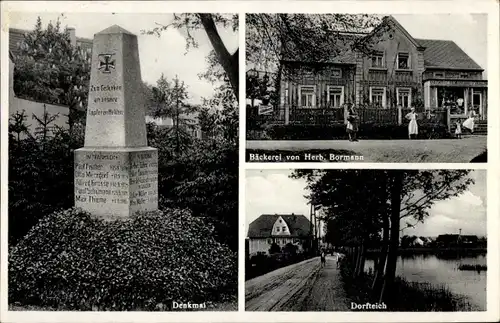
left=320, top=251, right=326, bottom=267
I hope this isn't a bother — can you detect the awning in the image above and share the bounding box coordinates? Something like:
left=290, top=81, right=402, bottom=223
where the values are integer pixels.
left=424, top=79, right=488, bottom=88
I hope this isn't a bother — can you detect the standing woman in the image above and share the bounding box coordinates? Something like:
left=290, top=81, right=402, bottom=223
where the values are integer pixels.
left=462, top=109, right=476, bottom=134
left=346, top=106, right=359, bottom=142
left=405, top=107, right=418, bottom=139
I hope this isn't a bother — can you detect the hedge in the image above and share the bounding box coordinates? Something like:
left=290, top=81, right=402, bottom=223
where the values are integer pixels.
left=249, top=123, right=451, bottom=140
left=9, top=207, right=237, bottom=311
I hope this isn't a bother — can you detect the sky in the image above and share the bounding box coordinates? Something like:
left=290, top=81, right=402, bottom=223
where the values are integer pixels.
left=393, top=14, right=488, bottom=78
left=8, top=12, right=239, bottom=104
left=245, top=170, right=487, bottom=238
left=247, top=14, right=488, bottom=78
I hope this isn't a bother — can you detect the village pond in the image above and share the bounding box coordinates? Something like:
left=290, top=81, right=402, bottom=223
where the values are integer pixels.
left=364, top=253, right=486, bottom=310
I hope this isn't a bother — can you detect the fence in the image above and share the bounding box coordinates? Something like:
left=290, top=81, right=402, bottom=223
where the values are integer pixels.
left=247, top=104, right=449, bottom=129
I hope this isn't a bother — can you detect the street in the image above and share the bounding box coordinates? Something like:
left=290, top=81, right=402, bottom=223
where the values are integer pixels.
left=245, top=256, right=350, bottom=311
left=246, top=136, right=487, bottom=163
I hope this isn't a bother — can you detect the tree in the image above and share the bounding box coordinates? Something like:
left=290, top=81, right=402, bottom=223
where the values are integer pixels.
left=246, top=71, right=272, bottom=108
left=9, top=111, right=30, bottom=141
left=150, top=74, right=198, bottom=156
left=14, top=16, right=91, bottom=132
left=143, top=14, right=239, bottom=100
left=293, top=169, right=474, bottom=305
left=246, top=14, right=385, bottom=72
left=198, top=49, right=238, bottom=144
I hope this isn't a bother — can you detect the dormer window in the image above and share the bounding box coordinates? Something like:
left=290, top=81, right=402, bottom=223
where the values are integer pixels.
left=397, top=52, right=410, bottom=69
left=371, top=51, right=385, bottom=68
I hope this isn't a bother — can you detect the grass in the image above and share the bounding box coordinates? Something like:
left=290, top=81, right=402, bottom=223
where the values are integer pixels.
left=339, top=262, right=479, bottom=311
left=246, top=136, right=487, bottom=163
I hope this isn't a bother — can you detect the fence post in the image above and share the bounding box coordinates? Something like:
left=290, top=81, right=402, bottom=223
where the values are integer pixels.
left=285, top=105, right=290, bottom=125
left=446, top=107, right=451, bottom=133
left=397, top=106, right=402, bottom=125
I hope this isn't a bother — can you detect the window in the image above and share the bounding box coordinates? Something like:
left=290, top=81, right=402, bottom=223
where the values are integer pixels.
left=371, top=51, right=385, bottom=68
left=299, top=86, right=316, bottom=107
left=370, top=87, right=386, bottom=108
left=397, top=52, right=410, bottom=69
left=331, top=68, right=342, bottom=78
left=279, top=219, right=282, bottom=223
left=276, top=227, right=280, bottom=232
left=472, top=90, right=482, bottom=109
left=434, top=72, right=444, bottom=78
left=397, top=88, right=412, bottom=108
left=282, top=226, right=287, bottom=232
left=327, top=86, right=344, bottom=108
left=460, top=73, right=469, bottom=79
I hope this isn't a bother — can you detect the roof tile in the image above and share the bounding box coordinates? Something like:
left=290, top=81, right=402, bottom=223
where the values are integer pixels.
left=416, top=38, right=482, bottom=70
left=248, top=214, right=311, bottom=238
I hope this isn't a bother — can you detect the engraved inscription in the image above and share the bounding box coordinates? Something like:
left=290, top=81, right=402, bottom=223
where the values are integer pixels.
left=88, top=82, right=123, bottom=116
left=74, top=151, right=158, bottom=208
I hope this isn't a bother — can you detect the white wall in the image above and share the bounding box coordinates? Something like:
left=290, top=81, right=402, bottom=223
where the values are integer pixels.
left=10, top=97, right=69, bottom=136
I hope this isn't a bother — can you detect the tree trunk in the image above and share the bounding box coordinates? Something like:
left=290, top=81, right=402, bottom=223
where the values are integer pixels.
left=176, top=97, right=180, bottom=155
left=356, top=242, right=366, bottom=277
left=198, top=14, right=239, bottom=101
left=381, top=171, right=403, bottom=304
left=372, top=175, right=390, bottom=299
left=372, top=214, right=389, bottom=299
left=352, top=245, right=360, bottom=278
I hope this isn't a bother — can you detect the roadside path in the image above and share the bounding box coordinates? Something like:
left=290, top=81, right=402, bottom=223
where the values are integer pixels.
left=246, top=136, right=486, bottom=163
left=245, top=256, right=350, bottom=311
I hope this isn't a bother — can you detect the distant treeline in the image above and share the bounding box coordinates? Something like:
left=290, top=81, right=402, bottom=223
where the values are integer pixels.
left=365, top=247, right=487, bottom=258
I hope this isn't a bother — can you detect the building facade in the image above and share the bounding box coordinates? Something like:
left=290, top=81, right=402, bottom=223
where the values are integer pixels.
left=247, top=213, right=312, bottom=256
left=278, top=16, right=488, bottom=129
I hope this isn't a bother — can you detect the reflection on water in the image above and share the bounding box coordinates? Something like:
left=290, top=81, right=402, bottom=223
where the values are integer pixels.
left=365, top=254, right=486, bottom=310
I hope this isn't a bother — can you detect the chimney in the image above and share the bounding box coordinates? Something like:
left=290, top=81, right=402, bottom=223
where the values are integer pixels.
left=67, top=27, right=76, bottom=47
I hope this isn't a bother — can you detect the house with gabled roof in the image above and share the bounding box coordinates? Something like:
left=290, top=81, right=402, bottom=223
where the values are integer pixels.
left=247, top=213, right=312, bottom=256
left=276, top=15, right=487, bottom=133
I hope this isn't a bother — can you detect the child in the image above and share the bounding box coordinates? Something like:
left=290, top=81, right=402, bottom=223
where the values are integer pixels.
left=455, top=119, right=462, bottom=139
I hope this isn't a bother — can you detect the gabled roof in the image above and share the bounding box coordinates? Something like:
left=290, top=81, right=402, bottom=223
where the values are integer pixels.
left=248, top=214, right=311, bottom=238
left=415, top=39, right=483, bottom=70
left=381, top=16, right=424, bottom=51
left=280, top=15, right=483, bottom=72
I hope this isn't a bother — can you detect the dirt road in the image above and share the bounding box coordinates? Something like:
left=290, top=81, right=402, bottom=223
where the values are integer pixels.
left=245, top=256, right=351, bottom=311
left=246, top=136, right=487, bottom=163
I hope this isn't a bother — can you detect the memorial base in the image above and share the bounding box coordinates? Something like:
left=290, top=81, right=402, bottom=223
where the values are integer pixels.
left=74, top=147, right=158, bottom=220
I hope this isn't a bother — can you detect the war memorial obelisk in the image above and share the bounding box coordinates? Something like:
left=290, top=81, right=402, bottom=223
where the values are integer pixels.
left=74, top=25, right=158, bottom=219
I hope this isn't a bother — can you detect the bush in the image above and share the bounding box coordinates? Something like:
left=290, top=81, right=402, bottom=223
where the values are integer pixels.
left=9, top=207, right=237, bottom=311
left=10, top=120, right=238, bottom=251
left=8, top=126, right=84, bottom=245
left=259, top=123, right=451, bottom=140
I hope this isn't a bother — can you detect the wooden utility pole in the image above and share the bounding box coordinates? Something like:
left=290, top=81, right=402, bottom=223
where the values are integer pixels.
left=309, top=203, right=313, bottom=253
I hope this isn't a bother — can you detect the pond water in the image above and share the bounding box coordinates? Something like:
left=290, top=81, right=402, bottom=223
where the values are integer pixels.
left=364, top=254, right=486, bottom=310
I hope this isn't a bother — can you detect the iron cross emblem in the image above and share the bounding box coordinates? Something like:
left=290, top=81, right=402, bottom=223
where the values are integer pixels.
left=98, top=54, right=115, bottom=74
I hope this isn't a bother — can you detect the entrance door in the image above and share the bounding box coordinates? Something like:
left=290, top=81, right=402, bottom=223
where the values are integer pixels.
left=472, top=90, right=483, bottom=119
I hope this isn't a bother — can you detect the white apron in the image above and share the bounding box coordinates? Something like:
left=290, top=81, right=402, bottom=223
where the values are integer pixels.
left=407, top=112, right=418, bottom=135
